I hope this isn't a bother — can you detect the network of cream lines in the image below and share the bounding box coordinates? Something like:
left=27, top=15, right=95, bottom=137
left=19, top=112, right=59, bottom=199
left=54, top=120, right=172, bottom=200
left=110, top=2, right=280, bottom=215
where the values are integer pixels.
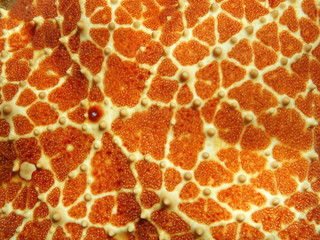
left=0, top=0, right=320, bottom=239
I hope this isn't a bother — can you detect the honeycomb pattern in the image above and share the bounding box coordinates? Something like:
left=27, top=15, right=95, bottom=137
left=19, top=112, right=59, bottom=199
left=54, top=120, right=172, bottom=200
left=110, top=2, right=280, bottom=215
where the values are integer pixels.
left=0, top=0, right=320, bottom=239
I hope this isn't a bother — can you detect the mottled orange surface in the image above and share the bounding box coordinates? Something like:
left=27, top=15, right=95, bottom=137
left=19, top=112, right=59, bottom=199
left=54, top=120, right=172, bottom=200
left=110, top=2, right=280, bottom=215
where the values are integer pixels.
left=0, top=0, right=320, bottom=239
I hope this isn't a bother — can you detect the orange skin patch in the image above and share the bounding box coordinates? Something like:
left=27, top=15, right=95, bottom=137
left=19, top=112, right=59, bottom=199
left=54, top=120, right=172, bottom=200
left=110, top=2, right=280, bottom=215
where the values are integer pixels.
left=67, top=107, right=86, bottom=124
left=164, top=168, right=182, bottom=192
left=33, top=202, right=49, bottom=218
left=193, top=17, right=216, bottom=45
left=17, top=219, right=52, bottom=240
left=62, top=173, right=87, bottom=207
left=195, top=60, right=220, bottom=99
left=47, top=187, right=60, bottom=208
left=240, top=151, right=266, bottom=174
left=217, top=185, right=267, bottom=211
left=15, top=137, right=41, bottom=164
left=90, top=132, right=136, bottom=194
left=60, top=0, right=81, bottom=35
left=228, top=39, right=253, bottom=66
left=13, top=115, right=34, bottom=135
left=217, top=147, right=240, bottom=173
left=253, top=41, right=278, bottom=70
left=32, top=20, right=60, bottom=50
left=291, top=54, right=310, bottom=80
left=151, top=209, right=190, bottom=234
left=5, top=58, right=30, bottom=82
left=9, top=0, right=35, bottom=21
left=12, top=187, right=28, bottom=210
left=0, top=213, right=24, bottom=240
left=275, top=158, right=309, bottom=195
left=278, top=220, right=317, bottom=240
left=211, top=222, right=238, bottom=240
left=89, top=28, right=110, bottom=48
left=89, top=196, right=114, bottom=224
left=279, top=6, right=299, bottom=32
left=259, top=108, right=312, bottom=150
left=83, top=227, right=109, bottom=240
left=214, top=102, right=243, bottom=144
left=308, top=159, right=320, bottom=192
left=244, top=0, right=269, bottom=22
left=110, top=193, right=141, bottom=226
left=115, top=7, right=133, bottom=25
left=201, top=98, right=219, bottom=123
left=121, top=0, right=142, bottom=18
left=113, top=28, right=150, bottom=58
left=79, top=40, right=104, bottom=74
left=136, top=41, right=163, bottom=65
left=68, top=33, right=80, bottom=53
left=65, top=223, right=83, bottom=240
left=135, top=160, right=162, bottom=189
left=228, top=81, right=278, bottom=115
left=140, top=189, right=160, bottom=209
left=169, top=108, right=205, bottom=169
left=239, top=223, right=265, bottom=240
left=252, top=206, right=295, bottom=232
left=173, top=40, right=209, bottom=66
left=310, top=59, right=320, bottom=89
left=179, top=198, right=231, bottom=225
left=185, top=0, right=210, bottom=28
left=31, top=169, right=54, bottom=193
left=90, top=6, right=112, bottom=24
left=28, top=69, right=60, bottom=90
left=85, top=0, right=106, bottom=17
left=272, top=144, right=301, bottom=162
left=27, top=102, right=59, bottom=126
left=263, top=67, right=306, bottom=97
left=179, top=182, right=200, bottom=200
left=112, top=106, right=172, bottom=160
left=35, top=0, right=58, bottom=19
left=5, top=182, right=21, bottom=203
left=241, top=125, right=270, bottom=150
left=221, top=60, right=246, bottom=88
left=307, top=205, right=320, bottom=224
left=0, top=142, right=17, bottom=183
left=221, top=0, right=244, bottom=19
left=68, top=201, right=87, bottom=219
left=104, top=54, right=150, bottom=107
left=176, top=84, right=194, bottom=105
left=135, top=219, right=159, bottom=240
left=301, top=0, right=317, bottom=21
left=251, top=170, right=278, bottom=195
left=195, top=161, right=233, bottom=187
left=256, top=22, right=279, bottom=51
left=48, top=65, right=88, bottom=111
left=40, top=127, right=94, bottom=181
left=280, top=31, right=302, bottom=57
left=89, top=86, right=104, bottom=103
left=0, top=119, right=10, bottom=137
left=147, top=76, right=179, bottom=103
left=160, top=10, right=184, bottom=46
left=157, top=58, right=178, bottom=77
left=52, top=227, right=69, bottom=240
left=2, top=83, right=18, bottom=101
left=300, top=18, right=320, bottom=43
left=217, top=13, right=242, bottom=43
left=285, top=192, right=319, bottom=212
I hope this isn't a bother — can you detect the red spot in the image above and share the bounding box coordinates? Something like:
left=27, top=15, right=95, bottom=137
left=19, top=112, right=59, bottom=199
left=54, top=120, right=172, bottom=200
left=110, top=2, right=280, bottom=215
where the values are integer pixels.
left=88, top=105, right=104, bottom=122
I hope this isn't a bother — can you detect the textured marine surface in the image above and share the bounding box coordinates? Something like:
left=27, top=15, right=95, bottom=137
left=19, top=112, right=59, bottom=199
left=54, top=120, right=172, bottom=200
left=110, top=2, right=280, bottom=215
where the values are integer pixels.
left=0, top=0, right=320, bottom=239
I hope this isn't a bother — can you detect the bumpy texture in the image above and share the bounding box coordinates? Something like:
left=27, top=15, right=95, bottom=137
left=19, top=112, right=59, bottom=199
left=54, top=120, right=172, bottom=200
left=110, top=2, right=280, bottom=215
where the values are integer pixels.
left=0, top=0, right=320, bottom=239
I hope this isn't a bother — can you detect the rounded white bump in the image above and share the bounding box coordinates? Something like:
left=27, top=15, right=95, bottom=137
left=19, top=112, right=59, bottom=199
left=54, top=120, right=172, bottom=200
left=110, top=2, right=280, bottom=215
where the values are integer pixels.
left=238, top=174, right=247, bottom=183
left=184, top=172, right=192, bottom=181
